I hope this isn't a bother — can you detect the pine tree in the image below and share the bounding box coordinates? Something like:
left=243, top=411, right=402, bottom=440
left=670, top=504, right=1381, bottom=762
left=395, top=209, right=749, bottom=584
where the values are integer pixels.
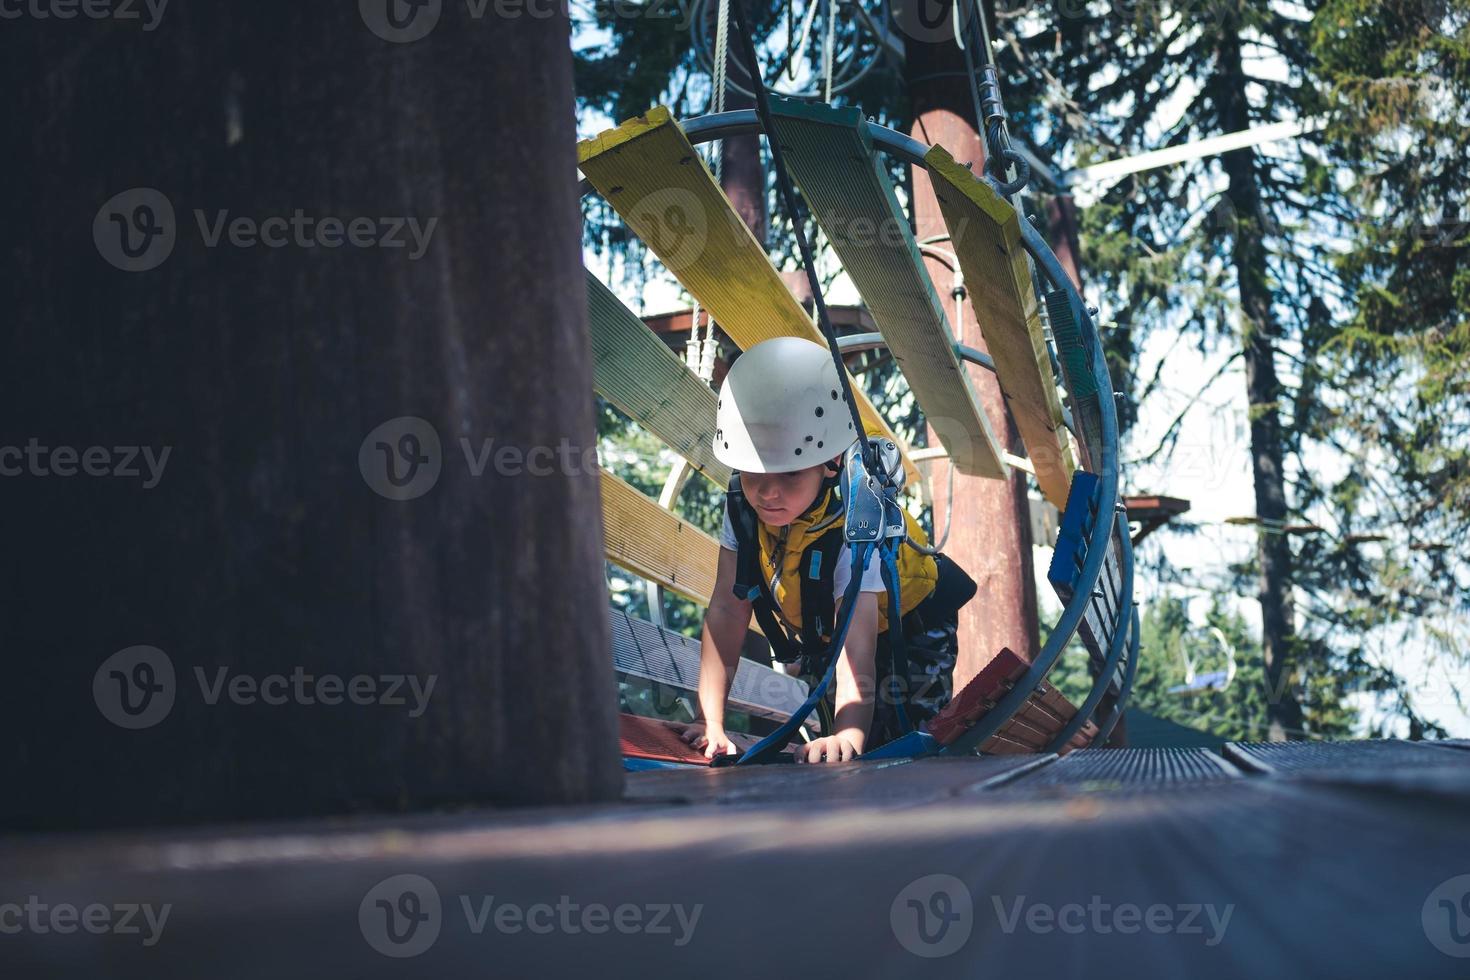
left=1300, top=0, right=1470, bottom=735
left=1036, top=0, right=1387, bottom=737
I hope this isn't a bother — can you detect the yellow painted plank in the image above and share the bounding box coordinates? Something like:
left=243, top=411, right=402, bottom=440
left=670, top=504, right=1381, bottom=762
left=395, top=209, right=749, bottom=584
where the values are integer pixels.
left=601, top=469, right=721, bottom=608
left=925, top=145, right=1078, bottom=508
left=579, top=106, right=919, bottom=487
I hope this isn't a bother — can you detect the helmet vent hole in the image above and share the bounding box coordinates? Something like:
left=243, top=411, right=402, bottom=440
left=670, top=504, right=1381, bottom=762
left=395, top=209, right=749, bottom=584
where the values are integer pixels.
left=794, top=448, right=802, bottom=456
left=830, top=389, right=838, bottom=400
left=805, top=435, right=813, bottom=442
left=815, top=407, right=824, bottom=418
left=817, top=441, right=824, bottom=449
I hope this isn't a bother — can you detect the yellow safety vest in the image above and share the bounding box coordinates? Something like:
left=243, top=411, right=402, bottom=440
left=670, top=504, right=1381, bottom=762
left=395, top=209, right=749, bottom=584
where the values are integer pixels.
left=752, top=486, right=938, bottom=637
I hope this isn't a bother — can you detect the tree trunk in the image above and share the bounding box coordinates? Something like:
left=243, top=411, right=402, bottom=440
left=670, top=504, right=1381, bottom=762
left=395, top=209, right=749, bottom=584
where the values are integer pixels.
left=904, top=2, right=1040, bottom=691
left=1046, top=194, right=1084, bottom=292
left=721, top=90, right=768, bottom=249
left=0, top=4, right=621, bottom=830
left=1212, top=23, right=1305, bottom=740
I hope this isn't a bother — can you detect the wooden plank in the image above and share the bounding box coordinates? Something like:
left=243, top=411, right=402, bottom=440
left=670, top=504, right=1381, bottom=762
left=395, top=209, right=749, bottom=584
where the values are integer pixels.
left=624, top=754, right=1047, bottom=806
left=578, top=106, right=920, bottom=486
left=601, top=469, right=721, bottom=607
left=767, top=99, right=1007, bottom=479
left=1005, top=747, right=1242, bottom=788
left=9, top=767, right=1467, bottom=979
left=619, top=714, right=777, bottom=765
left=1223, top=739, right=1470, bottom=776
left=925, top=144, right=1078, bottom=507
left=600, top=469, right=765, bottom=639
left=586, top=270, right=730, bottom=487
left=610, top=608, right=805, bottom=723
left=929, top=647, right=1095, bottom=754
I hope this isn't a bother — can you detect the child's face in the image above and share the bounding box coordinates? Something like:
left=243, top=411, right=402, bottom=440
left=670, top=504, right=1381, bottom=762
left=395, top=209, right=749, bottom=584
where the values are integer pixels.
left=741, top=457, right=841, bottom=527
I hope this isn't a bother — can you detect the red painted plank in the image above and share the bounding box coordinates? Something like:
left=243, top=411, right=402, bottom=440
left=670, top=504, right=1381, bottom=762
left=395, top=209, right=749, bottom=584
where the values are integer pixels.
left=619, top=714, right=779, bottom=765
left=927, top=648, right=1097, bottom=753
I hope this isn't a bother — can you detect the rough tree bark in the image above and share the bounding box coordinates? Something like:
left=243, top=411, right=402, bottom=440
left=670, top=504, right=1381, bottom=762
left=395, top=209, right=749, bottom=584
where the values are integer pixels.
left=0, top=3, right=621, bottom=830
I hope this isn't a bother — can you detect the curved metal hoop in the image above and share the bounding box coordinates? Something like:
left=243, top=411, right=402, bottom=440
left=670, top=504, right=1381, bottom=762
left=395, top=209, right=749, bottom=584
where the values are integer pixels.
left=578, top=108, right=1137, bottom=752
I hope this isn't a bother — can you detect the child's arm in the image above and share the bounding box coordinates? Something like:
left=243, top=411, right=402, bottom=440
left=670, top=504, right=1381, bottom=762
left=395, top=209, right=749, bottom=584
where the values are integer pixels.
left=683, top=546, right=754, bottom=759
left=796, top=591, right=879, bottom=763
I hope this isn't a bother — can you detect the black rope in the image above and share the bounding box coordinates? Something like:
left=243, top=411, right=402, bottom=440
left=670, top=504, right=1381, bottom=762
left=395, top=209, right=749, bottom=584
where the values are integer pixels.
left=728, top=0, right=876, bottom=473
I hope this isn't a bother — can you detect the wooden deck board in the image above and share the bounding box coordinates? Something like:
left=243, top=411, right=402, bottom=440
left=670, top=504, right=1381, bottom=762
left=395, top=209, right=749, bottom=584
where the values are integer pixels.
left=4, top=758, right=1467, bottom=979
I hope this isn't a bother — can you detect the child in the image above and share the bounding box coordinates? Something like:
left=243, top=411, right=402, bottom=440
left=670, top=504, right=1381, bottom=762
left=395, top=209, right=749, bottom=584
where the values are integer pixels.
left=683, top=337, right=976, bottom=764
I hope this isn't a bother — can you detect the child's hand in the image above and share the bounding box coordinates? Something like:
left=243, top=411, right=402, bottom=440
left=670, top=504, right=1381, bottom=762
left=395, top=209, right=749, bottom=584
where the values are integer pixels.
left=795, top=730, right=864, bottom=764
left=679, top=722, right=738, bottom=759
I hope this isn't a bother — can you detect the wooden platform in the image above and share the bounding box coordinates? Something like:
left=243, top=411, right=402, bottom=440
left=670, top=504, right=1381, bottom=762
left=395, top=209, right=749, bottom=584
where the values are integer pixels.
left=4, top=741, right=1468, bottom=978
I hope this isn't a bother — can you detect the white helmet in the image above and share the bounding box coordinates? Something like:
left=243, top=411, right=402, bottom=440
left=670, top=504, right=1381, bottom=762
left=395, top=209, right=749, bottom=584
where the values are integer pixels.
left=713, top=337, right=859, bottom=473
